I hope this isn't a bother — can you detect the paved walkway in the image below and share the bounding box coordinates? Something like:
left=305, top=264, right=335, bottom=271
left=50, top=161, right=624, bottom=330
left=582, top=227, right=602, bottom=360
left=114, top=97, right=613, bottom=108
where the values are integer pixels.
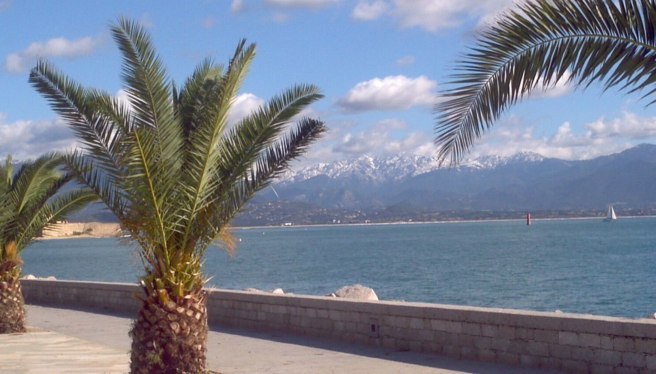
left=0, top=305, right=563, bottom=373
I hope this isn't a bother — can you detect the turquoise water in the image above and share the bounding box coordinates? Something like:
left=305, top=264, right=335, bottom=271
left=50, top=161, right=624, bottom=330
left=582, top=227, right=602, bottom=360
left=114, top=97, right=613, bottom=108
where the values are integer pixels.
left=22, top=217, right=656, bottom=318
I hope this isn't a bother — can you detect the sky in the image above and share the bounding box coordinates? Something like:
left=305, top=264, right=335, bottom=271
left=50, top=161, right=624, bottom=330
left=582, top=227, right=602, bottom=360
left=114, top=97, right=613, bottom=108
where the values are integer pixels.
left=2, top=0, right=656, bottom=167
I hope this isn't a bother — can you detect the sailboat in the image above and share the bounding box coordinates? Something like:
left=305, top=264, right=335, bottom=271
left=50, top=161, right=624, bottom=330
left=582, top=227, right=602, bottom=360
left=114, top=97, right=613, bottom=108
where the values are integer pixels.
left=604, top=205, right=617, bottom=222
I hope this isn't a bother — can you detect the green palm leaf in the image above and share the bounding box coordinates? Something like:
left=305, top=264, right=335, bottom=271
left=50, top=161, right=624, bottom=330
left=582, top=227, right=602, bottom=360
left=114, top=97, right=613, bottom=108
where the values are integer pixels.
left=435, top=0, right=656, bottom=164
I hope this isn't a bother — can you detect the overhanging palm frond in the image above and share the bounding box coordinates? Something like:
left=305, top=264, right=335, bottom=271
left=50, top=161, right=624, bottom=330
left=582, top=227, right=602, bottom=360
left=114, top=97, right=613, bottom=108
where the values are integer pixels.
left=435, top=0, right=656, bottom=164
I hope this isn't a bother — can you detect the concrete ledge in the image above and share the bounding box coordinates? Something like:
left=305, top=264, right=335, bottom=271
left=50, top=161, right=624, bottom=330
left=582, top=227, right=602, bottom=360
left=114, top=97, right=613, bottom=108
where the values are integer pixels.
left=22, top=279, right=656, bottom=372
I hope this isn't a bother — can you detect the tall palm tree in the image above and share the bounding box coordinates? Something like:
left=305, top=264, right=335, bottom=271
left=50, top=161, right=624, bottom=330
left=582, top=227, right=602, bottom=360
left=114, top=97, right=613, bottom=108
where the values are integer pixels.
left=30, top=18, right=326, bottom=373
left=435, top=0, right=656, bottom=163
left=0, top=154, right=96, bottom=333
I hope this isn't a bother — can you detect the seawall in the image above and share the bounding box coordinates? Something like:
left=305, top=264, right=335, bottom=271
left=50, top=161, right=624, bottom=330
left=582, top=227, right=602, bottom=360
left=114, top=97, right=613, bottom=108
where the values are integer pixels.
left=22, top=279, right=656, bottom=373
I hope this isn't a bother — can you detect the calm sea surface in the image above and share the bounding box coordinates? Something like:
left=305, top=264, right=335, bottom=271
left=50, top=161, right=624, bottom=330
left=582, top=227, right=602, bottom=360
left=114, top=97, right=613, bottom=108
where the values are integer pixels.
left=22, top=217, right=656, bottom=318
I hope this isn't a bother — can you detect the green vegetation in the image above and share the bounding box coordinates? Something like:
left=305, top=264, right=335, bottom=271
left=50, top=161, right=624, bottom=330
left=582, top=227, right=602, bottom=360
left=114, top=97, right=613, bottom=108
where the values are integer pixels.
left=30, top=18, right=325, bottom=373
left=435, top=0, right=656, bottom=163
left=0, top=154, right=96, bottom=333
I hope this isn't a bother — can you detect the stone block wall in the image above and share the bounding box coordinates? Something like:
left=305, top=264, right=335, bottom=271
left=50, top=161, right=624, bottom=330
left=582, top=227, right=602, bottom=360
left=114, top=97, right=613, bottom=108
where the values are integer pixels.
left=22, top=279, right=656, bottom=373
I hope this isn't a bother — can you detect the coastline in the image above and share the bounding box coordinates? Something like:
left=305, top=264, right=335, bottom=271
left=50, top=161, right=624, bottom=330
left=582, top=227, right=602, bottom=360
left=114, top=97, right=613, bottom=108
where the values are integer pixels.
left=233, top=214, right=656, bottom=231
left=40, top=215, right=656, bottom=239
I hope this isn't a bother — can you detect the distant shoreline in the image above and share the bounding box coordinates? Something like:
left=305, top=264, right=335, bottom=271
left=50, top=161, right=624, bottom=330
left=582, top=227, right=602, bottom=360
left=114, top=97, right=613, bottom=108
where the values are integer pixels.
left=228, top=214, right=656, bottom=230
left=40, top=215, right=656, bottom=240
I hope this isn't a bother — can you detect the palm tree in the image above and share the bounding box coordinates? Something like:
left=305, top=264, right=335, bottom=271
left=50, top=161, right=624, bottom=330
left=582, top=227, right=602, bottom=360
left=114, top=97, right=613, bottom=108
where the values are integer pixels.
left=30, top=18, right=326, bottom=373
left=435, top=0, right=656, bottom=163
left=0, top=154, right=96, bottom=333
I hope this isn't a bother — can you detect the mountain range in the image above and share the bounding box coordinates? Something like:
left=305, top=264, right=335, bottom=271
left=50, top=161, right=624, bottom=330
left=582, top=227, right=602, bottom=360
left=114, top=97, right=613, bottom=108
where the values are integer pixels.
left=72, top=144, right=656, bottom=225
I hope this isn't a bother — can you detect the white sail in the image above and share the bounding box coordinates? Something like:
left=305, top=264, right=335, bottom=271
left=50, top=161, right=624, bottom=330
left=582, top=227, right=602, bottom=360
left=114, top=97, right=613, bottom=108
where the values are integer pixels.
left=605, top=205, right=617, bottom=221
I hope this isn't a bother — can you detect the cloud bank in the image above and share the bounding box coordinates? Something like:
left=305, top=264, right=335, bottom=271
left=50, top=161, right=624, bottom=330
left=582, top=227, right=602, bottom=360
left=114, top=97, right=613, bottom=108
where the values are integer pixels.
left=351, top=0, right=514, bottom=32
left=264, top=0, right=340, bottom=9
left=0, top=114, right=78, bottom=160
left=470, top=111, right=656, bottom=160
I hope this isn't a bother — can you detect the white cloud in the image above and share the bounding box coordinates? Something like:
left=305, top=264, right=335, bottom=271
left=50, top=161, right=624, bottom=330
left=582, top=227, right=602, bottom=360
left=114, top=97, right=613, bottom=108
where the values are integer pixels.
left=469, top=111, right=656, bottom=160
left=395, top=55, right=415, bottom=67
left=338, top=75, right=437, bottom=112
left=271, top=11, right=291, bottom=23
left=381, top=0, right=513, bottom=32
left=139, top=14, right=155, bottom=28
left=530, top=71, right=573, bottom=100
left=333, top=124, right=431, bottom=157
left=5, top=36, right=102, bottom=74
left=351, top=0, right=388, bottom=21
left=0, top=114, right=78, bottom=160
left=202, top=16, right=216, bottom=29
left=264, top=0, right=339, bottom=9
left=231, top=0, right=246, bottom=13
left=228, top=93, right=266, bottom=125
left=227, top=92, right=319, bottom=128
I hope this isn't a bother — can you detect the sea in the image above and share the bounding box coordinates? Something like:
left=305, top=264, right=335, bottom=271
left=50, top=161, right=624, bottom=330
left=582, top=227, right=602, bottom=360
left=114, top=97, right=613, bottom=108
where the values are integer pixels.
left=22, top=217, right=656, bottom=319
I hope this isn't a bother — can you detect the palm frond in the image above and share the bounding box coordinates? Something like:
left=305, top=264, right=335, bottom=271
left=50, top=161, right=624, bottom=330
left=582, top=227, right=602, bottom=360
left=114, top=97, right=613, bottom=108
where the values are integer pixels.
left=112, top=18, right=183, bottom=251
left=15, top=186, right=97, bottom=251
left=29, top=62, right=127, bottom=175
left=177, top=42, right=256, bottom=249
left=10, top=153, right=63, bottom=214
left=111, top=17, right=181, bottom=186
left=64, top=151, right=128, bottom=222
left=207, top=117, right=325, bottom=243
left=216, top=84, right=322, bottom=190
left=435, top=0, right=656, bottom=164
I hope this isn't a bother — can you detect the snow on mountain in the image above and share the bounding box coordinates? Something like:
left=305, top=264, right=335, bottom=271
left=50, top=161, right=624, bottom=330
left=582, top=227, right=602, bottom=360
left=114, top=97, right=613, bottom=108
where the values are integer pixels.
left=280, top=151, right=547, bottom=184
left=461, top=151, right=546, bottom=169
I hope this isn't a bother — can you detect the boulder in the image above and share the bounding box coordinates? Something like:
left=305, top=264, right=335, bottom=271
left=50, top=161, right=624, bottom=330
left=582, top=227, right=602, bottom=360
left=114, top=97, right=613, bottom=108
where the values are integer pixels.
left=271, top=288, right=285, bottom=295
left=333, top=284, right=378, bottom=301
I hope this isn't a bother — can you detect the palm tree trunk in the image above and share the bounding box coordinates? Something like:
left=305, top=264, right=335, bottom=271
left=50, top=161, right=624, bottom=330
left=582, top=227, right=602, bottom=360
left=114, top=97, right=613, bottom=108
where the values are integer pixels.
left=0, top=270, right=26, bottom=334
left=129, top=286, right=208, bottom=373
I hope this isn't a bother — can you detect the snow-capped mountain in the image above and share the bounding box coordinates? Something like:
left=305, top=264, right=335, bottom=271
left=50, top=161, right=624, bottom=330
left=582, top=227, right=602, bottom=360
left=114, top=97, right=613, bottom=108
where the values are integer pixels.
left=257, top=144, right=656, bottom=212
left=280, top=151, right=547, bottom=184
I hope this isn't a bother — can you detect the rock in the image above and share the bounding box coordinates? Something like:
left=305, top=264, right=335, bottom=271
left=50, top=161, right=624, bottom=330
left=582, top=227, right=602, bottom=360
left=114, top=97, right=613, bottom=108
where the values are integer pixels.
left=45, top=276, right=57, bottom=280
left=22, top=274, right=36, bottom=280
left=271, top=288, right=284, bottom=295
left=334, top=284, right=378, bottom=301
left=244, top=288, right=263, bottom=293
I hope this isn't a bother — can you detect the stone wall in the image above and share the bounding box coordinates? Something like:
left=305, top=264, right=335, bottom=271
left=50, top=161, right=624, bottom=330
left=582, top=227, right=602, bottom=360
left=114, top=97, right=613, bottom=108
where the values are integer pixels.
left=22, top=279, right=656, bottom=373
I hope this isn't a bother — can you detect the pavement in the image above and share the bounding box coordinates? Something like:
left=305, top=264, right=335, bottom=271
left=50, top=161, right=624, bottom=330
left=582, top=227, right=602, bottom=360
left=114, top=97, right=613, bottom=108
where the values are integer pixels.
left=0, top=305, right=562, bottom=373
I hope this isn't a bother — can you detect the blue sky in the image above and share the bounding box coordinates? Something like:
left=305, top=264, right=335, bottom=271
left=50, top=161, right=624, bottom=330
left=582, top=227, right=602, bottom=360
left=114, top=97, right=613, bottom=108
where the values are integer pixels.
left=1, top=0, right=656, bottom=166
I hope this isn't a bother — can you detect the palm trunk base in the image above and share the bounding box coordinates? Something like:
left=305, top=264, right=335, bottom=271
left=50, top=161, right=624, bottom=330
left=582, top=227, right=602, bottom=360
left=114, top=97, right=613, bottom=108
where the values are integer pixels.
left=129, top=289, right=208, bottom=373
left=0, top=279, right=26, bottom=333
